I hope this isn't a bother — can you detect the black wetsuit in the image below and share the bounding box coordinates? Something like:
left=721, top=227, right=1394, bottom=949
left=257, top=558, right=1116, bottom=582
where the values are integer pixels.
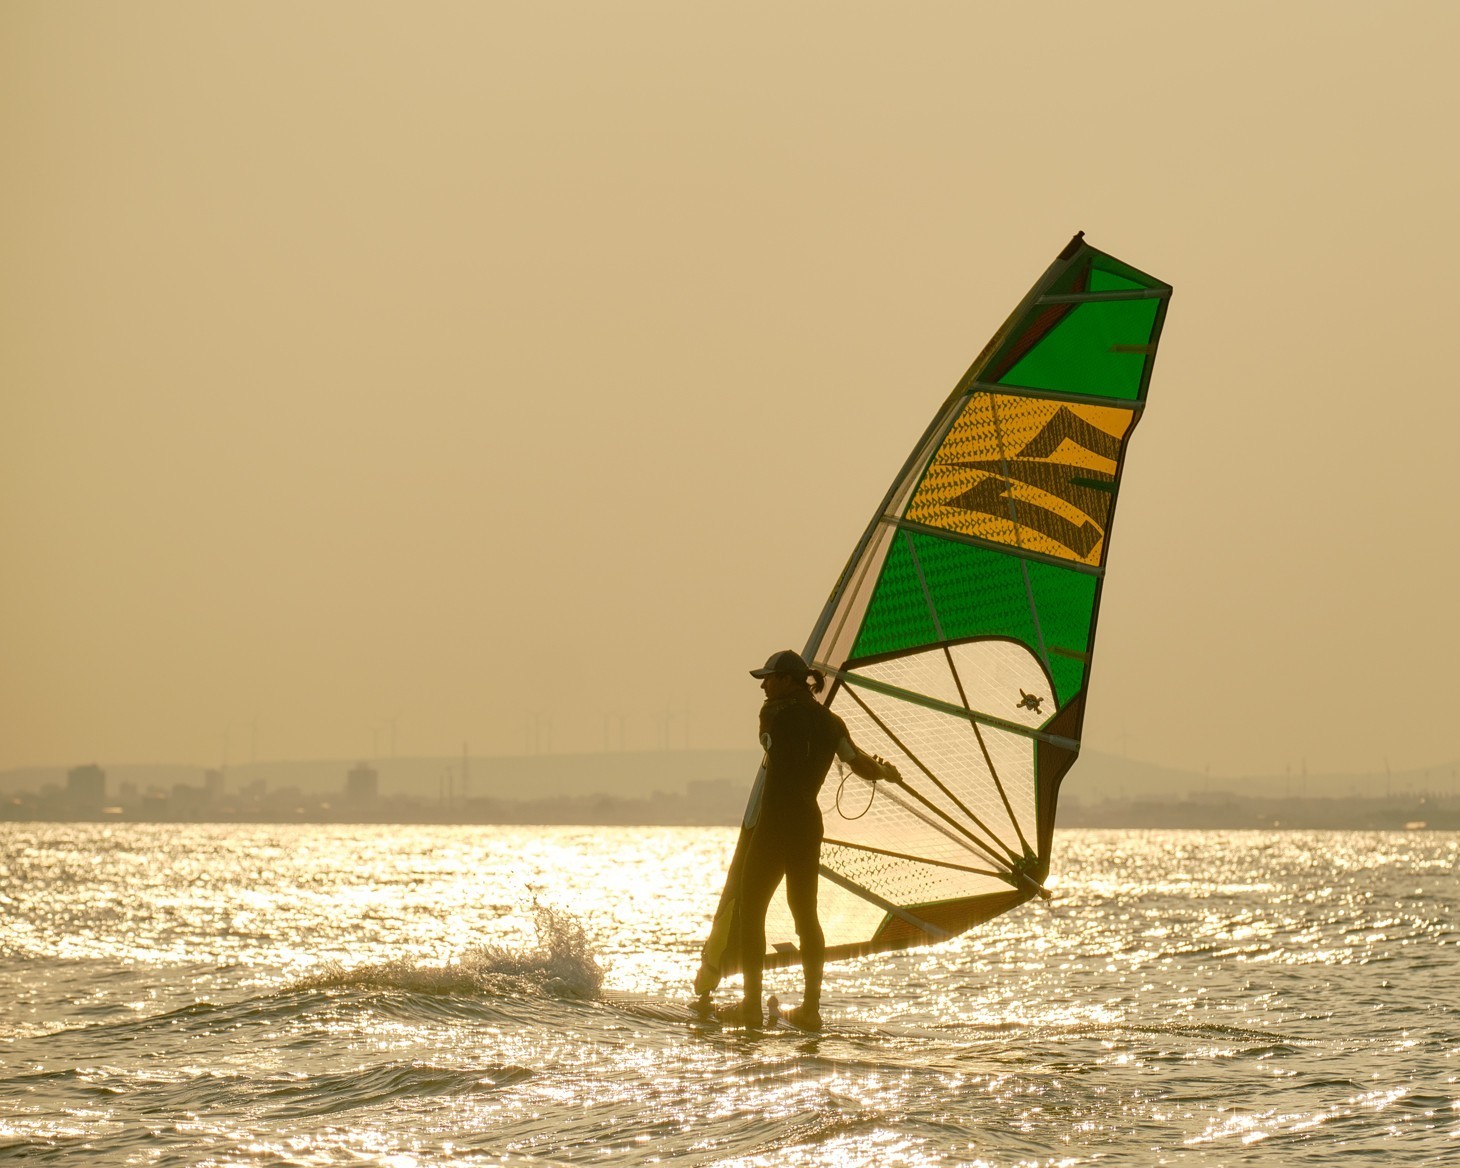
left=737, top=691, right=849, bottom=1005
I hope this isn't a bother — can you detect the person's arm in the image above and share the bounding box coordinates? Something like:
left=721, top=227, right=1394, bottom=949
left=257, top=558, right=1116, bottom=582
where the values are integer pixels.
left=835, top=735, right=902, bottom=784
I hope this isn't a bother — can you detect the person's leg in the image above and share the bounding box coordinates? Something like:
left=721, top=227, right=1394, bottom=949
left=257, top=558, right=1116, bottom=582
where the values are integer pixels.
left=731, top=826, right=784, bottom=1022
left=783, top=826, right=824, bottom=1024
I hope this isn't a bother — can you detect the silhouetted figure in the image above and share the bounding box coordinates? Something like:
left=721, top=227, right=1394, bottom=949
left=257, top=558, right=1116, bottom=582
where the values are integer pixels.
left=719, top=649, right=900, bottom=1029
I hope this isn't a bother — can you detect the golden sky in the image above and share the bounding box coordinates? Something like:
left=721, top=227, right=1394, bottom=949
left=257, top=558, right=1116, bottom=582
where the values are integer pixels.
left=3, top=1, right=1456, bottom=776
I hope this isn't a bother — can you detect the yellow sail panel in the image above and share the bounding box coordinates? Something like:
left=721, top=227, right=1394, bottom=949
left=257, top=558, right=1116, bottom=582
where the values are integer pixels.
left=905, top=395, right=1134, bottom=567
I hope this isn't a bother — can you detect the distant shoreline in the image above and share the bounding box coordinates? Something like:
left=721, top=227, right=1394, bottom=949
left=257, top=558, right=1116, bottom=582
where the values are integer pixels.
left=3, top=793, right=1456, bottom=832
left=5, top=748, right=1457, bottom=831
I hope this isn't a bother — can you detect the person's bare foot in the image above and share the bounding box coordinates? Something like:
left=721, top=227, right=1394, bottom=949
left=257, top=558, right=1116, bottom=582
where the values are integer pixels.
left=785, top=1004, right=822, bottom=1031
left=714, top=998, right=762, bottom=1027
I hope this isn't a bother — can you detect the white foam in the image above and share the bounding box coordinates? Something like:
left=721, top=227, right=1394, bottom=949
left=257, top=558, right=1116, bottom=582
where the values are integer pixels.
left=295, top=904, right=604, bottom=1000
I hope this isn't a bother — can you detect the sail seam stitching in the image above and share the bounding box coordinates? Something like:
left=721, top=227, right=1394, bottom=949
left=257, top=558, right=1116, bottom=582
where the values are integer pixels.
left=816, top=866, right=953, bottom=941
left=835, top=681, right=1024, bottom=869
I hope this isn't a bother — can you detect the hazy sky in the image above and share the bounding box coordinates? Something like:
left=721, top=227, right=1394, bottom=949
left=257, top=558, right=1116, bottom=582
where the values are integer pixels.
left=3, top=2, right=1457, bottom=777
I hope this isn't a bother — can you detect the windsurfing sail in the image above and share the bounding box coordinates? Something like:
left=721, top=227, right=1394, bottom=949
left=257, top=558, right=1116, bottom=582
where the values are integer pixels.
left=695, top=233, right=1171, bottom=995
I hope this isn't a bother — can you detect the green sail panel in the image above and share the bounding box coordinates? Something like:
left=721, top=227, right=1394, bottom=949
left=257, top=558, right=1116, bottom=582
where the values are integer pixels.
left=1088, top=253, right=1166, bottom=289
left=850, top=530, right=1096, bottom=706
left=997, top=297, right=1160, bottom=400
left=1088, top=268, right=1146, bottom=292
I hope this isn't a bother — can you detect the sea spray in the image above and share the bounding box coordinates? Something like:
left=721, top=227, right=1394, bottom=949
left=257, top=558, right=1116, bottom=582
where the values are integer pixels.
left=295, top=903, right=603, bottom=999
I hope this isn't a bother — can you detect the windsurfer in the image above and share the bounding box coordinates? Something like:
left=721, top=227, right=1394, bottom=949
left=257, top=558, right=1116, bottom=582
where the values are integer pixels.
left=719, top=649, right=901, bottom=1029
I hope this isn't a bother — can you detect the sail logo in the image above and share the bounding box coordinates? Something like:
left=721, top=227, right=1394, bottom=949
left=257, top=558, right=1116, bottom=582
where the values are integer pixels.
left=1016, top=689, right=1044, bottom=714
left=905, top=396, right=1132, bottom=566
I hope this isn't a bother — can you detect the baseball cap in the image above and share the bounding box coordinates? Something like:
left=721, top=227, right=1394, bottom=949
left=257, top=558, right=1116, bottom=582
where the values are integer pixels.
left=749, top=649, right=810, bottom=678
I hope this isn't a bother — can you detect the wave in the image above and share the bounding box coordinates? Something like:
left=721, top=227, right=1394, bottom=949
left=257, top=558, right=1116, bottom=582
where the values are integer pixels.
left=936, top=1017, right=1301, bottom=1045
left=255, top=1061, right=534, bottom=1119
left=11, top=908, right=603, bottom=1052
left=291, top=903, right=604, bottom=1000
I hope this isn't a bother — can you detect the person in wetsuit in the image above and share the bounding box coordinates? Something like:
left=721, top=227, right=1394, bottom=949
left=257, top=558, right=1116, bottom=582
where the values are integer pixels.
left=726, top=649, right=901, bottom=1029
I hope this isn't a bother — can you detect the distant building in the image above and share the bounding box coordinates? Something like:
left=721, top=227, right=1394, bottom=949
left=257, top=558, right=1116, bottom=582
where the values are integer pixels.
left=172, top=783, right=206, bottom=817
left=345, top=762, right=379, bottom=800
left=67, top=764, right=105, bottom=810
left=203, top=769, right=225, bottom=800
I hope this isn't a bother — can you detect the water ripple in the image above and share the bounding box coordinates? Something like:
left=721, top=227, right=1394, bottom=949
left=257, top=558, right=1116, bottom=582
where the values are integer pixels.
left=2, top=825, right=1457, bottom=1165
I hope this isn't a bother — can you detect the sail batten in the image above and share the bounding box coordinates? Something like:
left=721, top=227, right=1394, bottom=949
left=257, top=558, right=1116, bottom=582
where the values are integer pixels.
left=820, top=666, right=1082, bottom=749
left=816, top=866, right=953, bottom=941
left=965, top=381, right=1149, bottom=411
left=881, top=517, right=1108, bottom=576
left=693, top=235, right=1170, bottom=992
left=1038, top=288, right=1168, bottom=304
left=822, top=836, right=1008, bottom=879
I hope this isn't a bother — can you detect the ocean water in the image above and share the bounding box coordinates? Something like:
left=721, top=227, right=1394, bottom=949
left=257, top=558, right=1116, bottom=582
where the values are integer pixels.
left=1, top=824, right=1455, bottom=1166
